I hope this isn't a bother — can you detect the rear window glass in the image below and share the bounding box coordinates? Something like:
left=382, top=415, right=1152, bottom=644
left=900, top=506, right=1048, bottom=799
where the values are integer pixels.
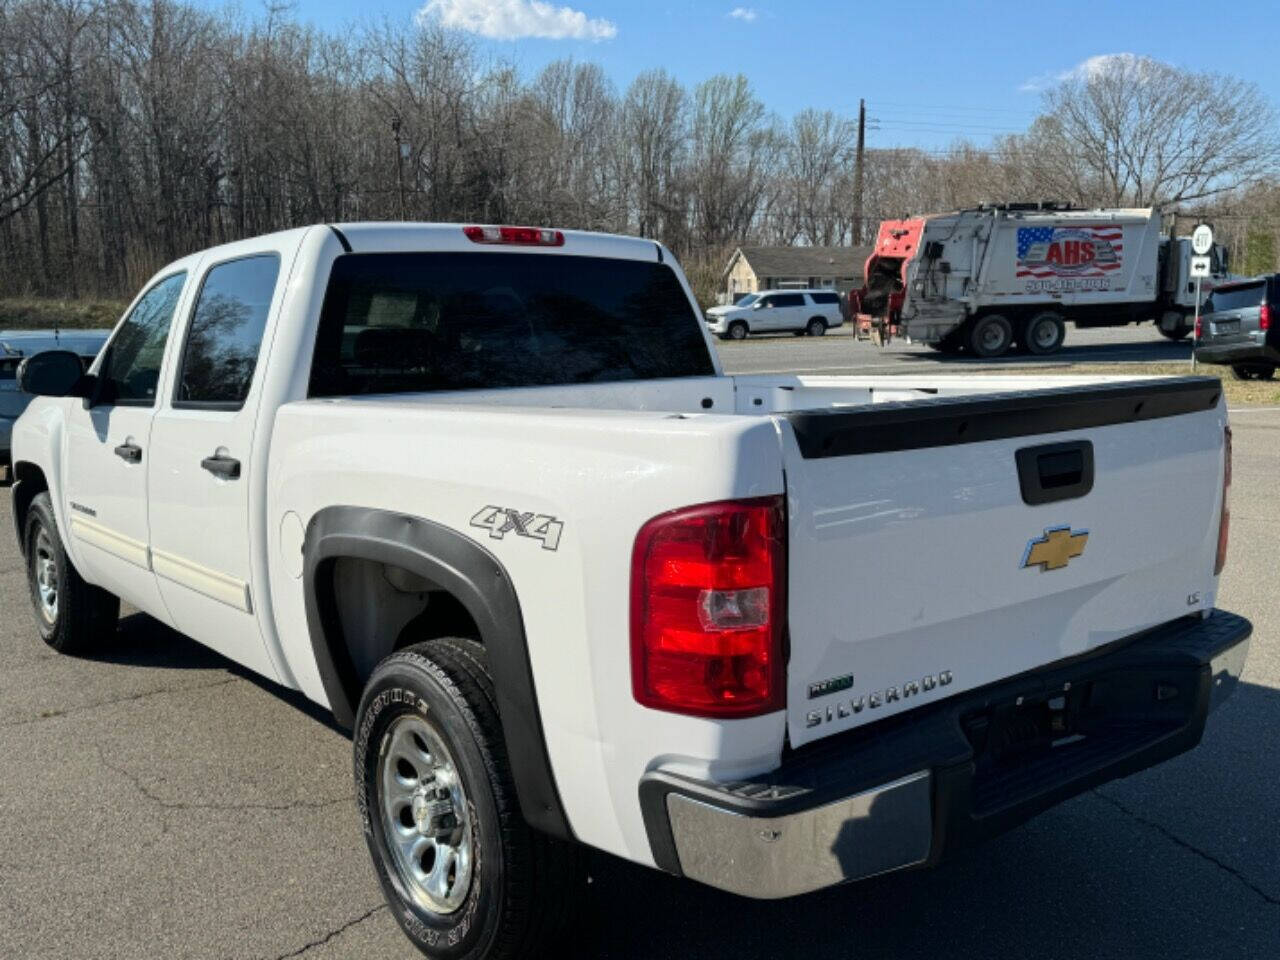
left=1205, top=283, right=1265, bottom=314
left=809, top=292, right=840, bottom=304
left=0, top=358, right=17, bottom=381
left=309, top=253, right=714, bottom=397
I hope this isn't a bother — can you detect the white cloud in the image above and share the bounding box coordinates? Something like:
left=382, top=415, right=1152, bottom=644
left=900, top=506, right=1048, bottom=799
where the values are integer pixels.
left=728, top=7, right=758, bottom=21
left=1019, top=52, right=1149, bottom=93
left=417, top=0, right=618, bottom=41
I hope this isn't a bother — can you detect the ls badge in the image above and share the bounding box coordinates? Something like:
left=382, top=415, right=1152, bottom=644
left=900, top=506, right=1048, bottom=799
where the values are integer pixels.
left=1022, top=526, right=1088, bottom=571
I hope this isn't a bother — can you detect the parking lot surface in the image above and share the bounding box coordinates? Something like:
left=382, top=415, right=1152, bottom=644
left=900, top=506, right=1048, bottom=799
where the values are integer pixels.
left=1, top=361, right=1275, bottom=959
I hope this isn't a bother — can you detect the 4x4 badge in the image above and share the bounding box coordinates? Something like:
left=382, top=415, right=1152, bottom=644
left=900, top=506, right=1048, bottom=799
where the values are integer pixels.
left=471, top=506, right=564, bottom=551
left=1022, top=526, right=1088, bottom=571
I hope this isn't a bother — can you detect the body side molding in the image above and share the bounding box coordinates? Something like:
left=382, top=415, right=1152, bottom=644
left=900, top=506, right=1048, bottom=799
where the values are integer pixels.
left=301, top=505, right=572, bottom=840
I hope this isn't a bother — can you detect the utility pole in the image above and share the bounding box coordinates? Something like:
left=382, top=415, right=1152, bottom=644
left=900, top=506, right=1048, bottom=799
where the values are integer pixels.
left=853, top=98, right=866, bottom=244
left=391, top=116, right=407, bottom=220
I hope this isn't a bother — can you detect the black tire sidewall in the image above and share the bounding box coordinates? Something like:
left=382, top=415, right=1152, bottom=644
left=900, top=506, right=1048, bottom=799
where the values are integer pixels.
left=354, top=656, right=503, bottom=960
left=24, top=495, right=61, bottom=643
left=807, top=319, right=825, bottom=336
left=969, top=315, right=1013, bottom=358
left=728, top=321, right=747, bottom=340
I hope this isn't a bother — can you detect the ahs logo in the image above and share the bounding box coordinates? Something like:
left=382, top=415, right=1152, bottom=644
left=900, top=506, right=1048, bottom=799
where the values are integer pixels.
left=470, top=506, right=564, bottom=551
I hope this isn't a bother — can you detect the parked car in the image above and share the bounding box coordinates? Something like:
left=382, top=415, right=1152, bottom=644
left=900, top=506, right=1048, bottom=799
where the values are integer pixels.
left=1193, top=275, right=1279, bottom=380
left=1, top=330, right=109, bottom=465
left=705, top=289, right=843, bottom=339
left=10, top=223, right=1247, bottom=960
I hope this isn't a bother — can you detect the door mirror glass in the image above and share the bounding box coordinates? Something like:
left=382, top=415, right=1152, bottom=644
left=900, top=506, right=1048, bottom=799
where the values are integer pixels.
left=17, top=350, right=88, bottom=397
left=754, top=300, right=767, bottom=309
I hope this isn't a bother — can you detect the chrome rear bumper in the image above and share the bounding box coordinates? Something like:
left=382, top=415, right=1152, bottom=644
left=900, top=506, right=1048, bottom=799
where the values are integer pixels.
left=642, top=610, right=1252, bottom=900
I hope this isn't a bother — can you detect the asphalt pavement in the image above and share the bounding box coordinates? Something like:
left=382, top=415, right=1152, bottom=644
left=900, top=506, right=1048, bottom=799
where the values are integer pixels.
left=0, top=349, right=1276, bottom=959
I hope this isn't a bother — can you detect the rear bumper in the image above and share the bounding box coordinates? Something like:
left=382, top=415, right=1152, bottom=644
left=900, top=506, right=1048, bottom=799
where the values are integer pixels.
left=1194, top=341, right=1280, bottom=367
left=640, top=609, right=1252, bottom=899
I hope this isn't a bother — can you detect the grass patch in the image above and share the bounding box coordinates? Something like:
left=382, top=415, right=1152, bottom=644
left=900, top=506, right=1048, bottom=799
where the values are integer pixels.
left=0, top=297, right=125, bottom=331
left=1001, top=362, right=1280, bottom=407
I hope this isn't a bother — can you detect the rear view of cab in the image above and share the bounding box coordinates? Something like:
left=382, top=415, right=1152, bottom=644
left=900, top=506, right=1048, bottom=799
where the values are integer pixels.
left=1195, top=274, right=1280, bottom=381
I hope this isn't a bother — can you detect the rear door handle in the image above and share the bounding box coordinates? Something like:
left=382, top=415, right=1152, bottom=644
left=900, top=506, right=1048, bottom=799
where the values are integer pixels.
left=113, top=442, right=142, bottom=464
left=201, top=454, right=241, bottom=480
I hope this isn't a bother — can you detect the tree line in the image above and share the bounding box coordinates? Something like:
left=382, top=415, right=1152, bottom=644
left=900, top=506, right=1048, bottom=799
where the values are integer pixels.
left=3, top=0, right=1278, bottom=305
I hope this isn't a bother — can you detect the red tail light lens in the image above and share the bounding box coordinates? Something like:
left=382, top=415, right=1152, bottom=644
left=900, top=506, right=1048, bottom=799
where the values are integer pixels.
left=463, top=225, right=565, bottom=246
left=1215, top=425, right=1232, bottom=575
left=631, top=497, right=786, bottom=718
left=1195, top=314, right=1203, bottom=339
left=1260, top=304, right=1271, bottom=331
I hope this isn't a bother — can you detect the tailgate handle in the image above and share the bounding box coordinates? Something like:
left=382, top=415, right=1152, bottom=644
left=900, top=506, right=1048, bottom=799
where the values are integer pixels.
left=1016, top=440, right=1094, bottom=505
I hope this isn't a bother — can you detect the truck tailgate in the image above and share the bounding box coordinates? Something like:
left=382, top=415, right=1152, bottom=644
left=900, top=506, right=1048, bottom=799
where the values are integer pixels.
left=778, top=378, right=1227, bottom=749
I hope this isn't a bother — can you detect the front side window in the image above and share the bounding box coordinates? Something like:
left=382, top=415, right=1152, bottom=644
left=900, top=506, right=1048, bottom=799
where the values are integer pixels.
left=99, top=272, right=187, bottom=405
left=175, top=254, right=281, bottom=408
left=309, top=252, right=714, bottom=397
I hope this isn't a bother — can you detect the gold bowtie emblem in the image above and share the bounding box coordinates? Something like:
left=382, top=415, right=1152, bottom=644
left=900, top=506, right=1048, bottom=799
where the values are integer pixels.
left=1022, top=526, right=1089, bottom=571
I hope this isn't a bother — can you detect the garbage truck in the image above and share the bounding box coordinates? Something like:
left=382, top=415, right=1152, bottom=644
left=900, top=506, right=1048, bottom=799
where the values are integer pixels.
left=851, top=203, right=1232, bottom=357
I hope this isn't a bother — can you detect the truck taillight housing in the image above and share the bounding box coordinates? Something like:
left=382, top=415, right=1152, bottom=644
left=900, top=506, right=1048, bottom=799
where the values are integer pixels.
left=1216, top=425, right=1232, bottom=575
left=463, top=225, right=565, bottom=246
left=630, top=497, right=786, bottom=718
left=1260, top=304, right=1271, bottom=331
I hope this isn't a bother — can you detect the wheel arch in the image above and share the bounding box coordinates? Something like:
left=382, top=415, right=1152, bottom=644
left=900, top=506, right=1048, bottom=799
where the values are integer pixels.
left=302, top=505, right=572, bottom=839
left=10, top=461, right=49, bottom=558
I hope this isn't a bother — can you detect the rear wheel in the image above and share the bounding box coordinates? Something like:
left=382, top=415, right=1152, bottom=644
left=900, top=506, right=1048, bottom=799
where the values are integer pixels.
left=968, top=314, right=1014, bottom=358
left=1021, top=311, right=1066, bottom=356
left=355, top=639, right=583, bottom=960
left=727, top=320, right=748, bottom=341
left=805, top=317, right=827, bottom=337
left=1158, top=310, right=1191, bottom=341
left=24, top=492, right=119, bottom=655
left=1231, top=364, right=1276, bottom=381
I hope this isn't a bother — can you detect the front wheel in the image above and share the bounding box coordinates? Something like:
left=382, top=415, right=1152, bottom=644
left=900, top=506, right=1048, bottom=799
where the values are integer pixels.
left=24, top=492, right=119, bottom=654
left=726, top=320, right=748, bottom=341
left=805, top=318, right=827, bottom=337
left=1158, top=310, right=1191, bottom=341
left=355, top=639, right=583, bottom=960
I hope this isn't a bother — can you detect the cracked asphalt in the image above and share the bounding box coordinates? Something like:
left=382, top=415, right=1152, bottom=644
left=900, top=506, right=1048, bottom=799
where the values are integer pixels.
left=1, top=407, right=1276, bottom=959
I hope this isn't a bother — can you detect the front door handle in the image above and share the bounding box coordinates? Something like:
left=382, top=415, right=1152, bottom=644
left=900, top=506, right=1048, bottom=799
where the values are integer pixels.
left=113, top=442, right=142, bottom=464
left=201, top=453, right=241, bottom=480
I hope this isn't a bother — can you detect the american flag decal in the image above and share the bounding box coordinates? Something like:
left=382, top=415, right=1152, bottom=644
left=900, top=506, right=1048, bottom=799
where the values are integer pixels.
left=1016, top=225, right=1124, bottom=278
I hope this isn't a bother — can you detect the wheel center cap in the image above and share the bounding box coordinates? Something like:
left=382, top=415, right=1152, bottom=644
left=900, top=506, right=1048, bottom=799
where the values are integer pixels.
left=411, top=790, right=456, bottom=838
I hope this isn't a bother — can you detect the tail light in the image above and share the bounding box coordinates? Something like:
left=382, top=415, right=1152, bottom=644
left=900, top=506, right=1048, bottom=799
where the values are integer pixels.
left=1195, top=314, right=1203, bottom=339
left=1215, top=426, right=1232, bottom=575
left=630, top=497, right=786, bottom=718
left=1260, top=303, right=1271, bottom=331
left=463, top=225, right=564, bottom=246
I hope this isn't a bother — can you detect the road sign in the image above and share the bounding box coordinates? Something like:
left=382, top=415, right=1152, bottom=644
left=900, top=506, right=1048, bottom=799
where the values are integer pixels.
left=1190, top=255, right=1212, bottom=279
left=1191, top=224, right=1214, bottom=256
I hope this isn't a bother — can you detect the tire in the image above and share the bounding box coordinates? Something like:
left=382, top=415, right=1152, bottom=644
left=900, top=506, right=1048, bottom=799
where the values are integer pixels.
left=354, top=639, right=583, bottom=960
left=1021, top=311, right=1066, bottom=356
left=23, top=492, right=119, bottom=655
left=805, top=317, right=827, bottom=337
left=967, top=314, right=1014, bottom=358
left=727, top=320, right=748, bottom=341
left=1158, top=310, right=1191, bottom=341
left=1232, top=364, right=1276, bottom=381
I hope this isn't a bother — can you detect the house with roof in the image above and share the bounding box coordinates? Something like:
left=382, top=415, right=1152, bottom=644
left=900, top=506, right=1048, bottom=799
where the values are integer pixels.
left=721, top=245, right=872, bottom=303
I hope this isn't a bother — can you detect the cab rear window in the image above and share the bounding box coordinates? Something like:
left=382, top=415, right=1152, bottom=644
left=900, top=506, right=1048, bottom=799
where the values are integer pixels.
left=309, top=252, right=714, bottom=397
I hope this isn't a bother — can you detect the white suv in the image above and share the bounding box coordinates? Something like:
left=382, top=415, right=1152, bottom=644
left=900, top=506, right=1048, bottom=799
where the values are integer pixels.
left=706, top=289, right=844, bottom=340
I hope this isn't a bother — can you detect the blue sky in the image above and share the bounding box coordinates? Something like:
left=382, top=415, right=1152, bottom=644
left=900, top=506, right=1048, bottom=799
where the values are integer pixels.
left=214, top=0, right=1280, bottom=151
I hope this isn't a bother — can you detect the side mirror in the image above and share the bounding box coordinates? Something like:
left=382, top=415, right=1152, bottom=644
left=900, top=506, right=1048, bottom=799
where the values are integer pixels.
left=17, top=350, right=89, bottom=398
left=753, top=301, right=765, bottom=309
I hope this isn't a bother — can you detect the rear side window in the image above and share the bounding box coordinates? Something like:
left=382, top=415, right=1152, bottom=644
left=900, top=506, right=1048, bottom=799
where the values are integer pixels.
left=99, top=272, right=187, bottom=406
left=309, top=252, right=714, bottom=397
left=1205, top=283, right=1264, bottom=314
left=771, top=293, right=805, bottom=307
left=175, top=254, right=280, bottom=408
left=809, top=292, right=840, bottom=305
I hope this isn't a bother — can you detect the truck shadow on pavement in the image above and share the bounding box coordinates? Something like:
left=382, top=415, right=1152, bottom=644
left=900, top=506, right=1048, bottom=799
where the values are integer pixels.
left=901, top=337, right=1192, bottom=367
left=580, top=680, right=1279, bottom=960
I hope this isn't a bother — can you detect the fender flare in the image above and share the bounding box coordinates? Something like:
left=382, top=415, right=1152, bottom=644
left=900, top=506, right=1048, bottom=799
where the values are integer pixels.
left=302, top=505, right=571, bottom=839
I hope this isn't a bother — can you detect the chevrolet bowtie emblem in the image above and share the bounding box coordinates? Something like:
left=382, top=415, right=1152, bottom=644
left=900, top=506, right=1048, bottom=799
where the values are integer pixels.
left=1022, top=526, right=1089, bottom=571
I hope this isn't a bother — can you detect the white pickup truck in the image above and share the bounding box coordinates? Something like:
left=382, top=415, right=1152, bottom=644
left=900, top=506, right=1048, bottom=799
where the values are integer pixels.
left=10, top=223, right=1251, bottom=960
